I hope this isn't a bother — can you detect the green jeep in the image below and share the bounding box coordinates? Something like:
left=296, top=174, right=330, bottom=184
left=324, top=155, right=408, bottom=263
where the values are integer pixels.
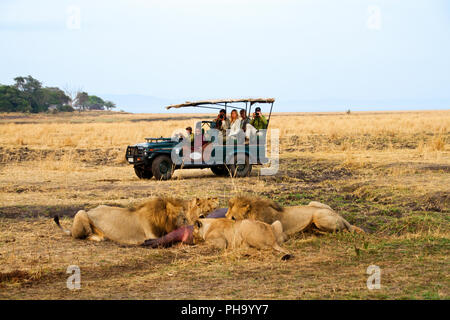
left=125, top=98, right=275, bottom=180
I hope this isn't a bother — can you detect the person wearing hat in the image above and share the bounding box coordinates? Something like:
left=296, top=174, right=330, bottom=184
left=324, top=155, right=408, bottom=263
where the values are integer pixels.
left=186, top=126, right=194, bottom=143
left=250, top=106, right=268, bottom=130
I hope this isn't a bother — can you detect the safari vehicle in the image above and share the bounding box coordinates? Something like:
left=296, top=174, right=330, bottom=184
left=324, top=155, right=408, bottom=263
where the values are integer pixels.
left=125, top=98, right=275, bottom=180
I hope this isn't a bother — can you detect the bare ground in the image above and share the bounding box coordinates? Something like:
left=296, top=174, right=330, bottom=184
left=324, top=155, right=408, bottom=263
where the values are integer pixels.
left=0, top=111, right=449, bottom=299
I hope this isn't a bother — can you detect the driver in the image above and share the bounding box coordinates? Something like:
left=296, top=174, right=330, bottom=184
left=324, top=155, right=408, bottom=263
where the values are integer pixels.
left=185, top=126, right=194, bottom=143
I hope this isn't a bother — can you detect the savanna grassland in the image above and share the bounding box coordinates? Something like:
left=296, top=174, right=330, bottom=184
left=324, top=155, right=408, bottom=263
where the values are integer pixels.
left=0, top=110, right=449, bottom=299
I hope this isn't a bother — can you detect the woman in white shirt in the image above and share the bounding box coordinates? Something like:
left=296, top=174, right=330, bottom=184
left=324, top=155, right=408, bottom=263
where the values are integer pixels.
left=228, top=109, right=242, bottom=139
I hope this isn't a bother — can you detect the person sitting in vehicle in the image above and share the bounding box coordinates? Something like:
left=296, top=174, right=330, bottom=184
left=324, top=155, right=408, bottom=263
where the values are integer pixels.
left=250, top=107, right=268, bottom=130
left=239, top=109, right=257, bottom=140
left=240, top=109, right=250, bottom=132
left=228, top=109, right=242, bottom=139
left=186, top=126, right=194, bottom=143
left=191, top=123, right=205, bottom=159
left=215, top=109, right=230, bottom=133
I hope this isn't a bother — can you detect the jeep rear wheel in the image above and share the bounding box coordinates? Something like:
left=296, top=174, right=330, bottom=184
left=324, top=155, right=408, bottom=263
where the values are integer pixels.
left=134, top=165, right=153, bottom=179
left=152, top=155, right=174, bottom=180
left=210, top=165, right=228, bottom=176
left=227, top=154, right=252, bottom=177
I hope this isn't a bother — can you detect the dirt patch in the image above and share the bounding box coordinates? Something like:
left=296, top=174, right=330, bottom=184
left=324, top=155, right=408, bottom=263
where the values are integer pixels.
left=263, top=158, right=352, bottom=183
left=0, top=270, right=44, bottom=285
left=284, top=167, right=351, bottom=182
left=419, top=164, right=450, bottom=173
left=282, top=134, right=422, bottom=152
left=0, top=246, right=202, bottom=291
left=407, top=191, right=450, bottom=212
left=0, top=205, right=90, bottom=219
left=382, top=162, right=450, bottom=173
left=0, top=147, right=125, bottom=166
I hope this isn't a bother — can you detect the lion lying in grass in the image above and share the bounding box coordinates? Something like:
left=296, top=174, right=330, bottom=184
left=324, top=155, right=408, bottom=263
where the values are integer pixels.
left=226, top=196, right=364, bottom=236
left=184, top=197, right=219, bottom=224
left=54, top=197, right=218, bottom=245
left=193, top=218, right=290, bottom=258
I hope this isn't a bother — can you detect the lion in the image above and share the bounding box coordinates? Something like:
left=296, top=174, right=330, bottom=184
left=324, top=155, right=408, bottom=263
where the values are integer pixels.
left=184, top=197, right=219, bottom=224
left=226, top=196, right=364, bottom=236
left=54, top=197, right=194, bottom=245
left=193, top=218, right=290, bottom=257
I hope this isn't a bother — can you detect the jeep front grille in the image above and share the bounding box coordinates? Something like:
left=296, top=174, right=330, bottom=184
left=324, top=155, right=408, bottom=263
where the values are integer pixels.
left=126, top=146, right=144, bottom=157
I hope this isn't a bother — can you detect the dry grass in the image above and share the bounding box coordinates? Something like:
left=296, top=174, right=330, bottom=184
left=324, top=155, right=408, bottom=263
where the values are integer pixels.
left=0, top=110, right=449, bottom=299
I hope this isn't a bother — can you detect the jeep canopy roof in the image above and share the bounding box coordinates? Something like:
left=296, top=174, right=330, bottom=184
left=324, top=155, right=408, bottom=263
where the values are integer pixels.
left=166, top=98, right=275, bottom=127
left=166, top=98, right=275, bottom=110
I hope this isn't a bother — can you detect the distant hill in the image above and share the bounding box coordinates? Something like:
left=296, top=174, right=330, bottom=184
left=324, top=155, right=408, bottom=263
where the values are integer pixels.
left=100, top=95, right=450, bottom=113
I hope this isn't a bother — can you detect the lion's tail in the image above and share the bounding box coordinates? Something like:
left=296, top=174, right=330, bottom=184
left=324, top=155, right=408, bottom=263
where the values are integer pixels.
left=53, top=215, right=71, bottom=236
left=272, top=243, right=292, bottom=260
left=342, top=219, right=365, bottom=234
left=350, top=225, right=365, bottom=234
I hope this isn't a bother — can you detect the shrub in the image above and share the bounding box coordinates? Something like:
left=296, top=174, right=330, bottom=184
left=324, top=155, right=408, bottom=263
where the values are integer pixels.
left=57, top=104, right=74, bottom=112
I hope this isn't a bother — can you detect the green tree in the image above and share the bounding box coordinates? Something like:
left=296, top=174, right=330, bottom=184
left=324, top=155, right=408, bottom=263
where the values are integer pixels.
left=0, top=85, right=32, bottom=112
left=42, top=87, right=71, bottom=107
left=14, top=75, right=46, bottom=112
left=87, top=95, right=105, bottom=110
left=14, top=75, right=42, bottom=93
left=74, top=92, right=89, bottom=111
left=57, top=104, right=74, bottom=112
left=0, top=76, right=115, bottom=114
left=104, top=100, right=116, bottom=111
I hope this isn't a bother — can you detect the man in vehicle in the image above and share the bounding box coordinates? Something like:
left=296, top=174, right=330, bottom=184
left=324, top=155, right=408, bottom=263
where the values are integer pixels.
left=240, top=109, right=250, bottom=132
left=215, top=109, right=230, bottom=133
left=186, top=126, right=194, bottom=143
left=250, top=107, right=268, bottom=130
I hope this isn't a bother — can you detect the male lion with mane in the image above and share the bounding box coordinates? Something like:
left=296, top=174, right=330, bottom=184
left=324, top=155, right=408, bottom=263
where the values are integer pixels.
left=226, top=196, right=364, bottom=236
left=54, top=197, right=218, bottom=245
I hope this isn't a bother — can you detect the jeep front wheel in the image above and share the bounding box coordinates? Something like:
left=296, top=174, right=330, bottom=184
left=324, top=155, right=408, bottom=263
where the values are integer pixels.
left=152, top=155, right=174, bottom=180
left=134, top=165, right=153, bottom=179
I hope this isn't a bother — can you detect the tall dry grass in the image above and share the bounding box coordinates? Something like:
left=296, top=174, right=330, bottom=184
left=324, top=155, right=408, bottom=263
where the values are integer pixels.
left=0, top=111, right=448, bottom=153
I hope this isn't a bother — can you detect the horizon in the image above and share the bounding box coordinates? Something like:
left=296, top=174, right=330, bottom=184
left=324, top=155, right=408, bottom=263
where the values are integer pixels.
left=1, top=0, right=449, bottom=113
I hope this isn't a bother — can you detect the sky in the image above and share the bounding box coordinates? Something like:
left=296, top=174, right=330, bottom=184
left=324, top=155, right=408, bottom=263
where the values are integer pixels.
left=0, top=0, right=449, bottom=113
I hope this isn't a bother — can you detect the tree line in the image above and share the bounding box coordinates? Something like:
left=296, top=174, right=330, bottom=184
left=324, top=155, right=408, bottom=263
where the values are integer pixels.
left=0, top=75, right=116, bottom=113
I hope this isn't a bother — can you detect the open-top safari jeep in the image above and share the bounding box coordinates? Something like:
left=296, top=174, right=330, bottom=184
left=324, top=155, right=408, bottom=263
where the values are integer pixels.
left=125, top=98, right=275, bottom=180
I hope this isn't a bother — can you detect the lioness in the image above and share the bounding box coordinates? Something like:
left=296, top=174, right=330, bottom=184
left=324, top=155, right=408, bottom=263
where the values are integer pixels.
left=184, top=197, right=219, bottom=224
left=55, top=197, right=192, bottom=245
left=226, top=196, right=364, bottom=236
left=193, top=218, right=290, bottom=256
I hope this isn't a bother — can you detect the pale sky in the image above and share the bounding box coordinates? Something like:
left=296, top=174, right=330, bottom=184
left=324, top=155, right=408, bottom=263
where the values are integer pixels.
left=1, top=0, right=449, bottom=112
